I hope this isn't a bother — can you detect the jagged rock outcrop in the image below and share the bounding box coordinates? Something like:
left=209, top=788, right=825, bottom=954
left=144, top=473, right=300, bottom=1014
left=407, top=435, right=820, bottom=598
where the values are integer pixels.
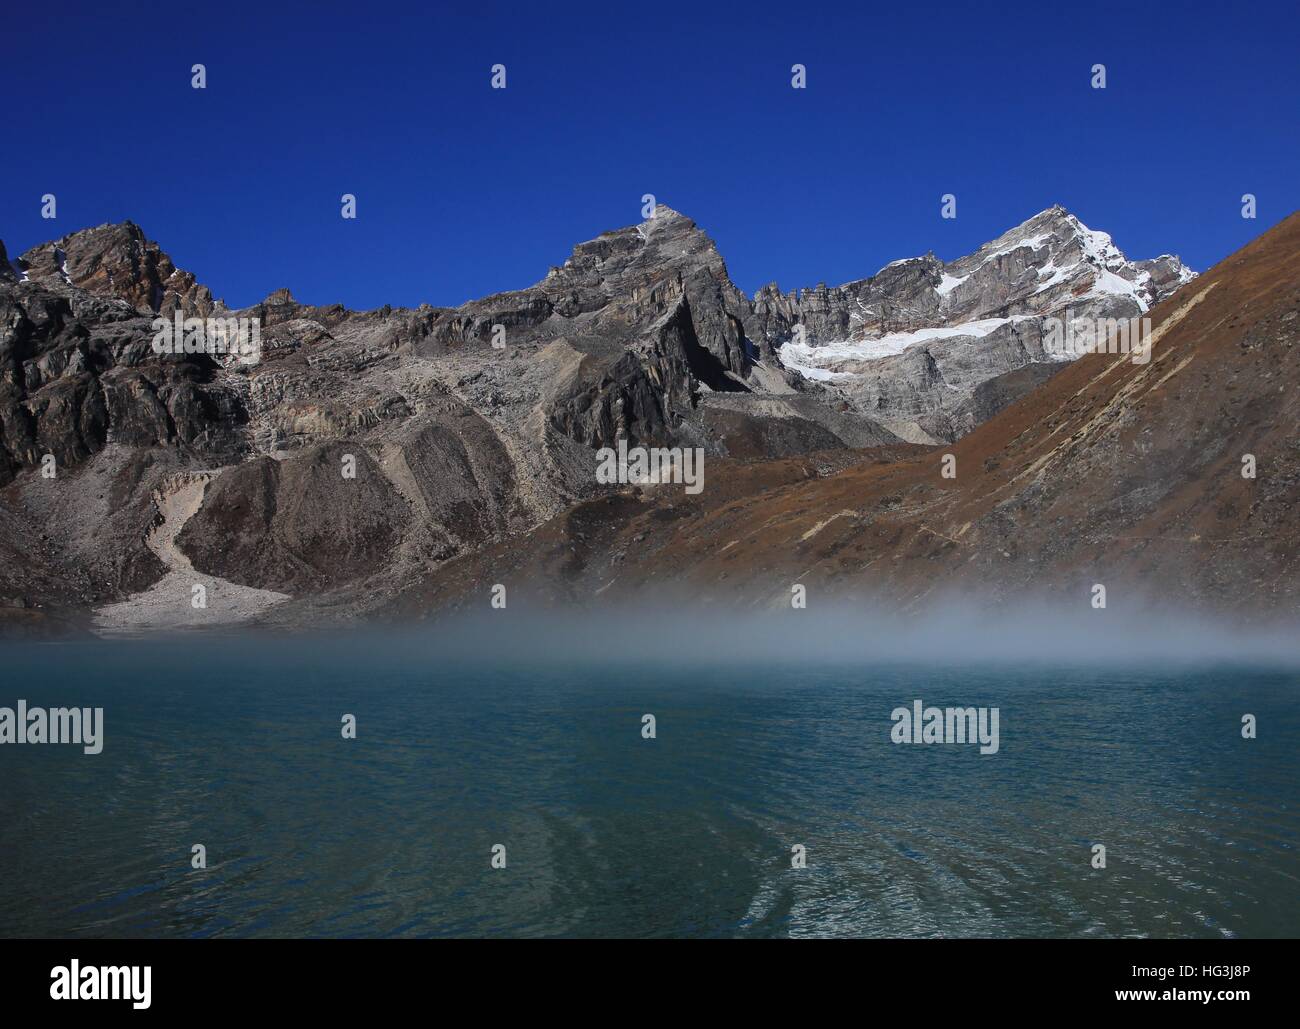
left=19, top=221, right=217, bottom=318
left=409, top=207, right=761, bottom=448
left=0, top=281, right=248, bottom=487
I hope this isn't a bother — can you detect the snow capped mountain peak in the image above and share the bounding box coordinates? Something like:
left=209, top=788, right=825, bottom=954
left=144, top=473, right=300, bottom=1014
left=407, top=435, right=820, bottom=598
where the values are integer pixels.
left=769, top=206, right=1198, bottom=433
left=940, top=207, right=1195, bottom=315
left=961, top=206, right=1124, bottom=273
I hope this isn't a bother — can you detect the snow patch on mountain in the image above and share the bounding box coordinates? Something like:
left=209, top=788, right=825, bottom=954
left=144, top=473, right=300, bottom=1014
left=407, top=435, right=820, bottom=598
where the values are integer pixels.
left=936, top=272, right=965, bottom=296
left=780, top=315, right=1035, bottom=372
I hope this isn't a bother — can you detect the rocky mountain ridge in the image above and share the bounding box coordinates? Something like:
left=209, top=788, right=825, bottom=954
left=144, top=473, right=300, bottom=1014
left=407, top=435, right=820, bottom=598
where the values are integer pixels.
left=390, top=211, right=1300, bottom=623
left=0, top=205, right=1207, bottom=634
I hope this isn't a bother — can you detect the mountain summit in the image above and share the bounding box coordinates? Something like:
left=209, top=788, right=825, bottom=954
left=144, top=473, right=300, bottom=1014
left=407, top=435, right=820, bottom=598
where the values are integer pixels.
left=16, top=221, right=217, bottom=318
left=764, top=205, right=1195, bottom=440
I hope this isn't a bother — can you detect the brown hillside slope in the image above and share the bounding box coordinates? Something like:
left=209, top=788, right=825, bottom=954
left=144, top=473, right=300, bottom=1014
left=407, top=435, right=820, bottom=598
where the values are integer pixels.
left=390, top=212, right=1300, bottom=620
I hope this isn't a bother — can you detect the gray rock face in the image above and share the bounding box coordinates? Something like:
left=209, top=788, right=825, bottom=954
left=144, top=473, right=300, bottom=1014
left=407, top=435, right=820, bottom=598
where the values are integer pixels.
left=0, top=282, right=247, bottom=488
left=409, top=207, right=761, bottom=449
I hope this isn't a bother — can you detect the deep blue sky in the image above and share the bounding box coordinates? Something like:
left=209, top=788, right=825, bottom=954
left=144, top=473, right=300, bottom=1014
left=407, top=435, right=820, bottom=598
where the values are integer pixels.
left=3, top=1, right=1297, bottom=311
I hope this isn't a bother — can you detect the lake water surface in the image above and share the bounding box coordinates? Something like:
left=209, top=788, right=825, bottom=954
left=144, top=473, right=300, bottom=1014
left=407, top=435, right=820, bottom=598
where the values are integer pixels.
left=1, top=640, right=1296, bottom=937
